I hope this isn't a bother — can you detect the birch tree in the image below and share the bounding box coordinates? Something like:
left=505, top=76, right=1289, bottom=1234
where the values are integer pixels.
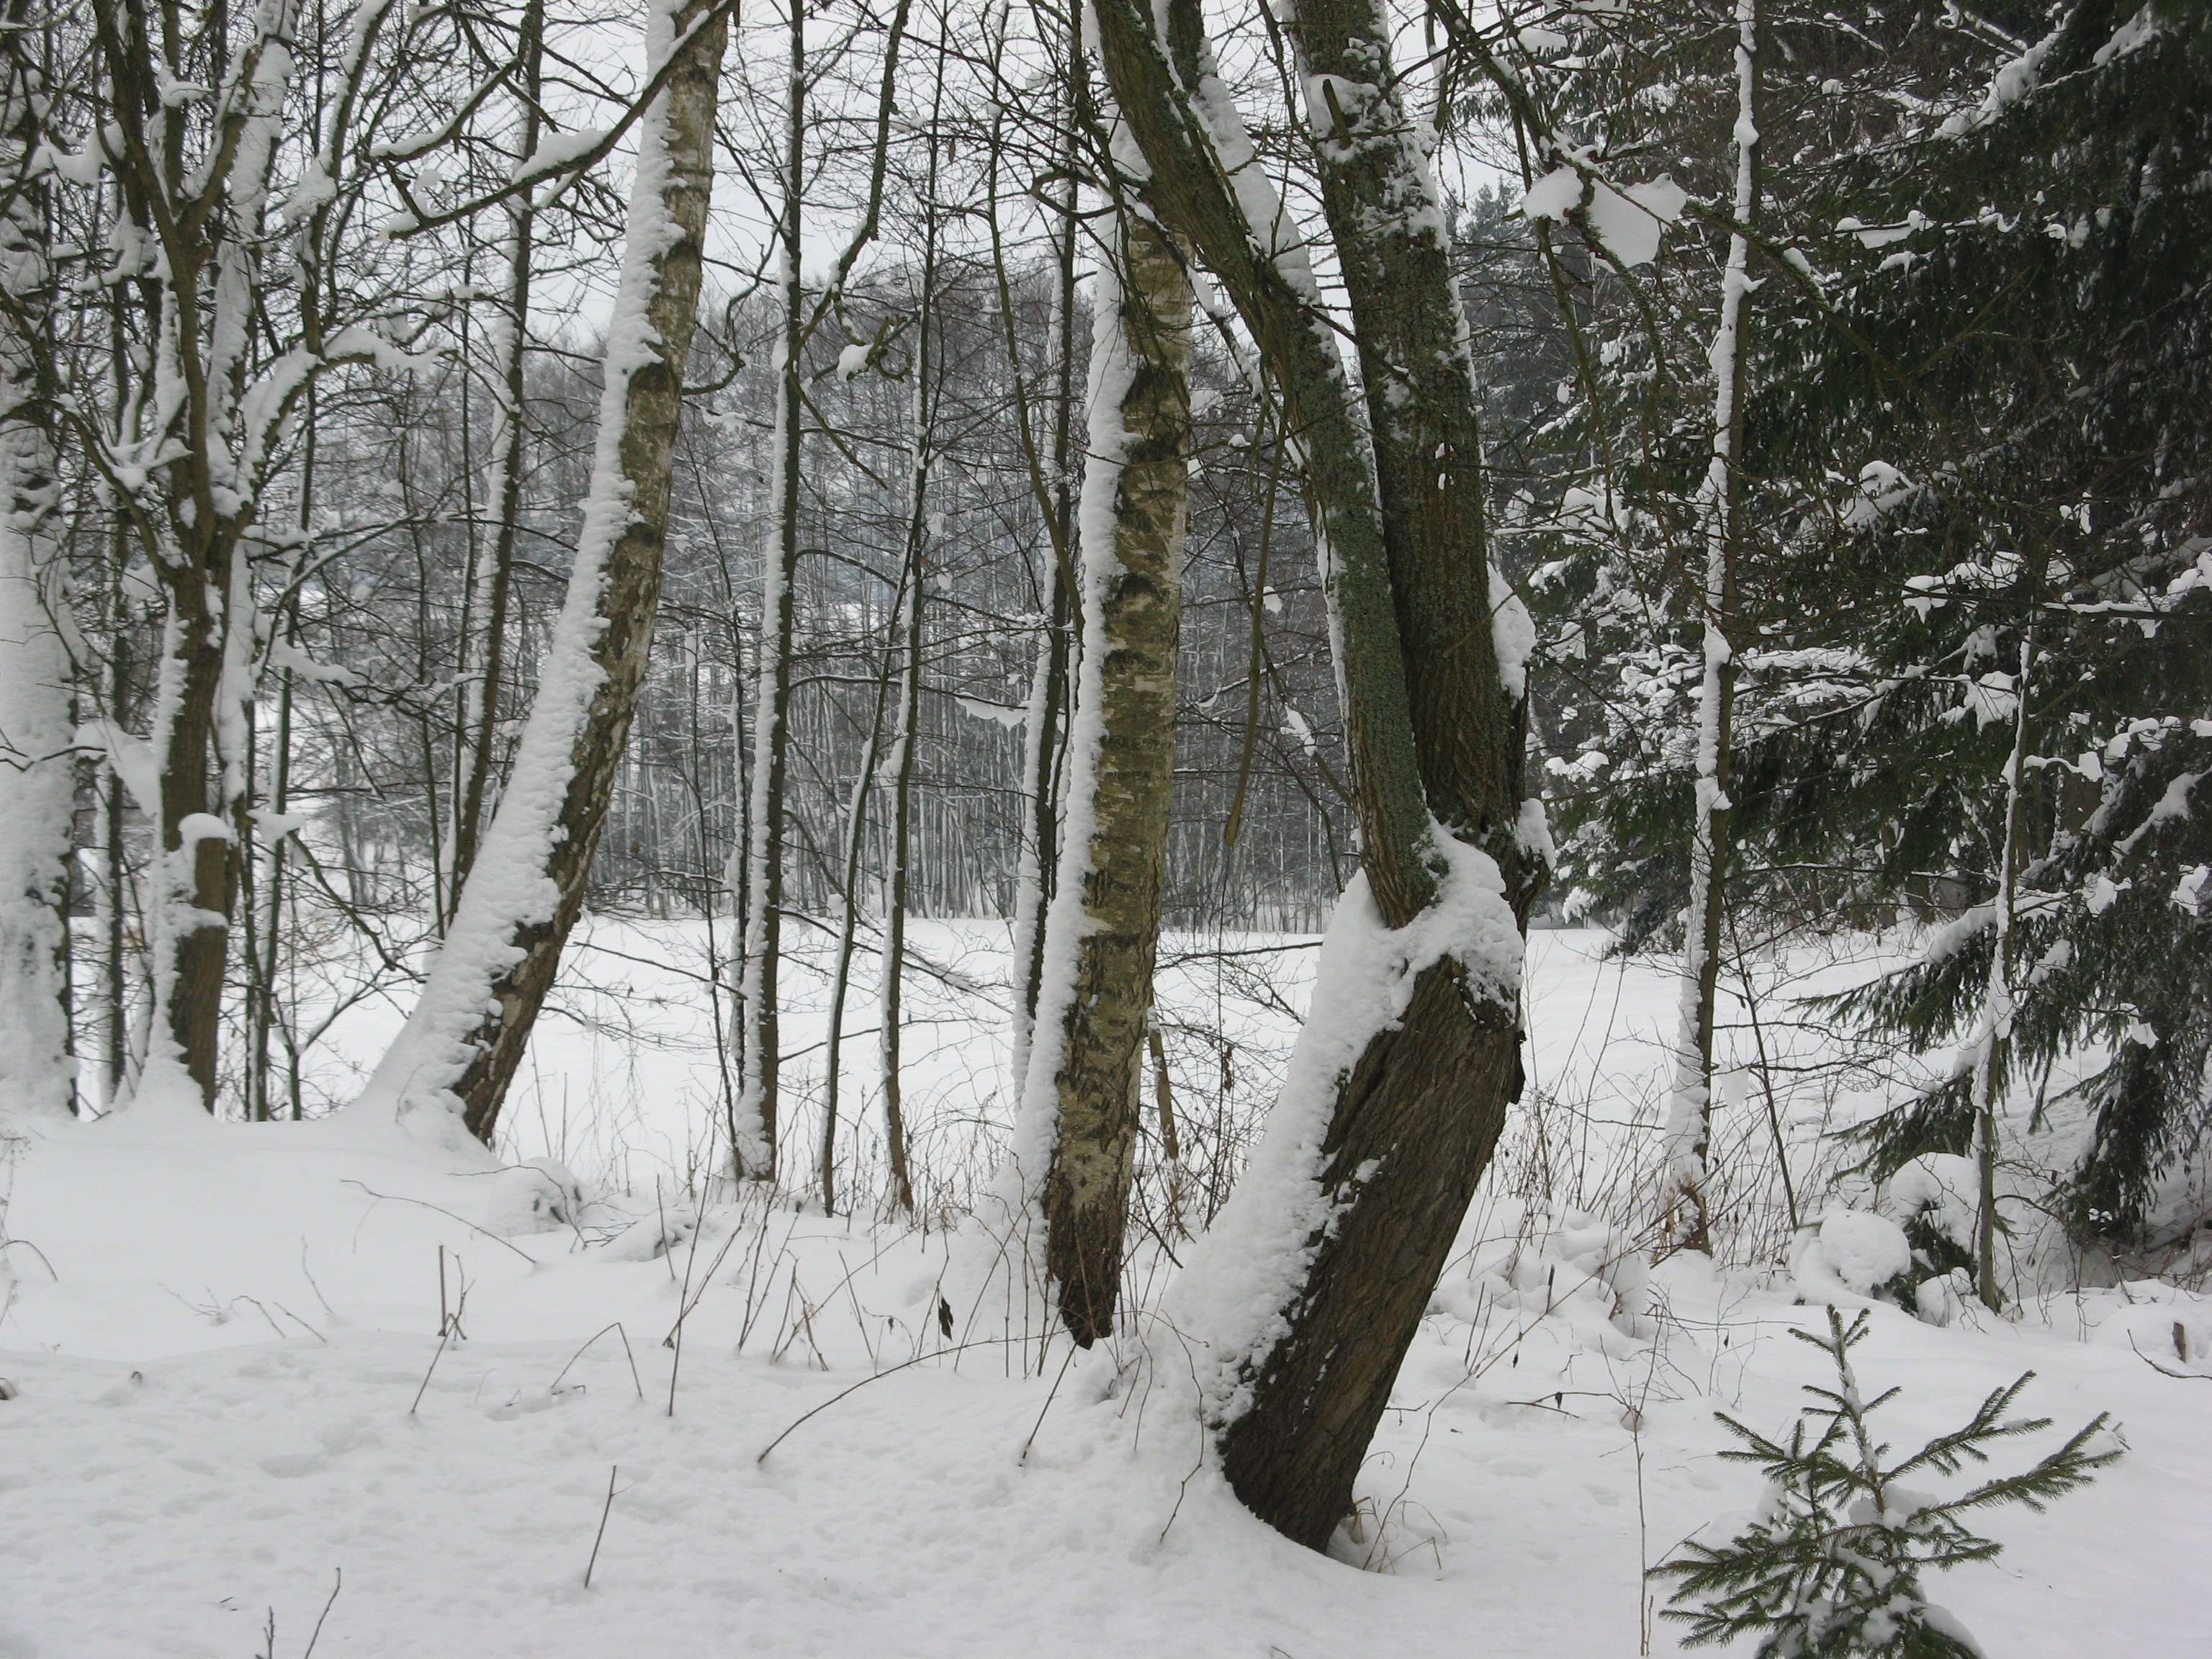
left=1003, top=0, right=1083, bottom=1105
left=357, top=0, right=729, bottom=1141
left=447, top=0, right=548, bottom=921
left=1014, top=159, right=1192, bottom=1346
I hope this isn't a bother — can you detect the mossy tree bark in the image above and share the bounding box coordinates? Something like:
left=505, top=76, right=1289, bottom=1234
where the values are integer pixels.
left=1091, top=0, right=1544, bottom=1547
left=438, top=0, right=728, bottom=1141
left=1035, top=199, right=1193, bottom=1346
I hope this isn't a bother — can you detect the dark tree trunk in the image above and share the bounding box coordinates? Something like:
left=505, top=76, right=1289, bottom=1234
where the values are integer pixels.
left=1218, top=966, right=1520, bottom=1547
left=1092, top=0, right=1543, bottom=1547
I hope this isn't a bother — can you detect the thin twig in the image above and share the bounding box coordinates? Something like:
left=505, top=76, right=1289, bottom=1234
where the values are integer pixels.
left=583, top=1465, right=620, bottom=1588
left=0, top=1238, right=58, bottom=1280
left=756, top=1338, right=1025, bottom=1464
left=340, top=1182, right=536, bottom=1264
left=409, top=1328, right=454, bottom=1416
left=1019, top=1342, right=1079, bottom=1465
left=551, top=1322, right=646, bottom=1399
left=2129, top=1334, right=2212, bottom=1382
left=300, top=1569, right=342, bottom=1658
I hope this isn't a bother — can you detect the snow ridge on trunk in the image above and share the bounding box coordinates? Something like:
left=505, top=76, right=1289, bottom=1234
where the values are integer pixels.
left=1166, top=827, right=1521, bottom=1421
left=1005, top=243, right=1137, bottom=1220
left=355, top=0, right=706, bottom=1138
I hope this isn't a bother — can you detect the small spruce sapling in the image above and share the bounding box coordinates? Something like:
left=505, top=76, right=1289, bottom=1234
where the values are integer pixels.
left=1653, top=1308, right=2118, bottom=1657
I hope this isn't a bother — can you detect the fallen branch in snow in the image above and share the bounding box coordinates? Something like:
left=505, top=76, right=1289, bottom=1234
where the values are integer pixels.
left=755, top=1337, right=1030, bottom=1465
left=339, top=1181, right=539, bottom=1265
left=552, top=1322, right=646, bottom=1400
left=2129, top=1334, right=2212, bottom=1383
left=0, top=1236, right=57, bottom=1279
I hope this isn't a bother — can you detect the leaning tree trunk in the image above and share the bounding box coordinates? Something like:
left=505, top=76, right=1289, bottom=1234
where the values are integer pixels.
left=1660, top=0, right=1761, bottom=1256
left=1092, top=0, right=1543, bottom=1549
left=1018, top=184, right=1192, bottom=1347
left=0, top=3, right=73, bottom=1118
left=356, top=0, right=727, bottom=1141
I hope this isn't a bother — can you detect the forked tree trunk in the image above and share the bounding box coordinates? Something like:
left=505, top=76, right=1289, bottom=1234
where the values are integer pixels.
left=1023, top=193, right=1192, bottom=1346
left=1092, top=0, right=1542, bottom=1548
left=356, top=0, right=727, bottom=1141
left=102, top=0, right=302, bottom=1112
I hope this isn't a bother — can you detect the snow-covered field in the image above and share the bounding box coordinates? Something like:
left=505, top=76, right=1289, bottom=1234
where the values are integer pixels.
left=2, top=928, right=2207, bottom=1657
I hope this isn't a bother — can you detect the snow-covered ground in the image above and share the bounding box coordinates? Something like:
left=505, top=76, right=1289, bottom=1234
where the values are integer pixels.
left=2, top=928, right=2206, bottom=1657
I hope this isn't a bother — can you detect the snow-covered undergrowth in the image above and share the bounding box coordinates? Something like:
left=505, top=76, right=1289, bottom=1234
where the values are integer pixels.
left=2, top=930, right=2206, bottom=1656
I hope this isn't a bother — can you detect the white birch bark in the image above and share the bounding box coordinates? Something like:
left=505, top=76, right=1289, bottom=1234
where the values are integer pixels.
left=1004, top=11, right=1084, bottom=1109
left=1011, top=121, right=1193, bottom=1341
left=355, top=0, right=725, bottom=1138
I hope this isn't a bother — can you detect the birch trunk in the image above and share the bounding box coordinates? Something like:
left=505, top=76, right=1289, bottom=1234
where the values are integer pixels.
left=732, top=2, right=806, bottom=1179
left=819, top=567, right=901, bottom=1213
left=1020, top=193, right=1192, bottom=1347
left=0, top=4, right=72, bottom=1115
left=1660, top=0, right=1761, bottom=1256
left=356, top=0, right=727, bottom=1141
left=1092, top=0, right=1542, bottom=1547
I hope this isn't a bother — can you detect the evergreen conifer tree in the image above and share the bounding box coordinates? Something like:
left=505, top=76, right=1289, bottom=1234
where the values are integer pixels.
left=1655, top=1308, right=2119, bottom=1657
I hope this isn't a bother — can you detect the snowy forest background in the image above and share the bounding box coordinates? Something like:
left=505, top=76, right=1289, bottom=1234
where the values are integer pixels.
left=0, top=0, right=2206, bottom=1653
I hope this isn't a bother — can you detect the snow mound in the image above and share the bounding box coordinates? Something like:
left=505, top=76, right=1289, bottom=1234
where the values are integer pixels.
left=1793, top=1208, right=1913, bottom=1300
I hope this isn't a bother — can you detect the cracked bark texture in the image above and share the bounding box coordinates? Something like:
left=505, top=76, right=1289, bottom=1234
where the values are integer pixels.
left=1039, top=206, right=1192, bottom=1346
left=1092, top=0, right=1542, bottom=1548
left=450, top=0, right=728, bottom=1142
